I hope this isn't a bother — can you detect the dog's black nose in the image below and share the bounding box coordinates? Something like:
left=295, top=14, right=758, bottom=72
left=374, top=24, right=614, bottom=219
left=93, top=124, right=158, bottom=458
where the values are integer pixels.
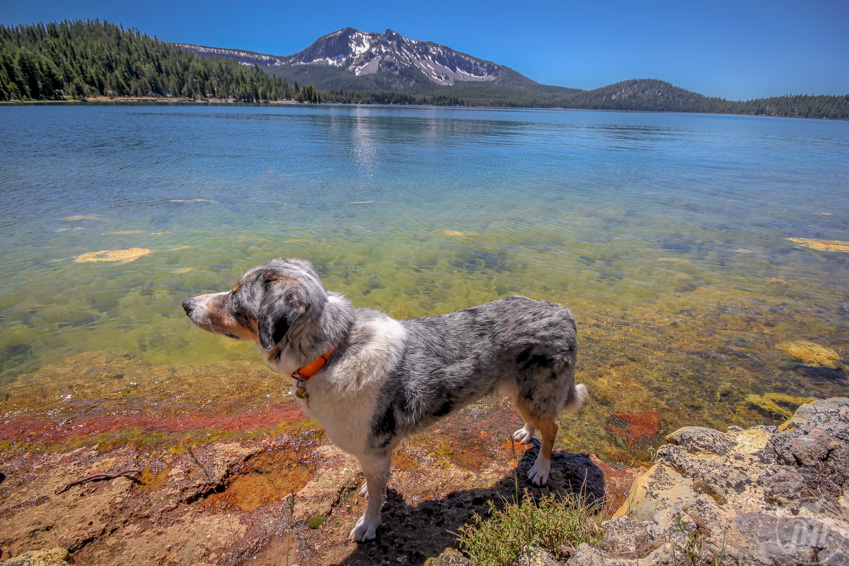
left=182, top=298, right=195, bottom=316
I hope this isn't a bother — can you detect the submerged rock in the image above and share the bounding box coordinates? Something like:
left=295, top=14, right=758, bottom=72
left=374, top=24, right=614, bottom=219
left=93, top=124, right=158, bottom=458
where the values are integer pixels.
left=572, top=397, right=849, bottom=565
left=605, top=411, right=664, bottom=449
left=73, top=248, right=152, bottom=264
left=777, top=340, right=843, bottom=370
left=746, top=392, right=816, bottom=419
left=788, top=237, right=849, bottom=253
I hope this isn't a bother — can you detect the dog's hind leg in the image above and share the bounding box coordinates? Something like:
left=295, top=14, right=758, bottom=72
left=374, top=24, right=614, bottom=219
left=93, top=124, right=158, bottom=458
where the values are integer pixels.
left=512, top=422, right=535, bottom=444
left=349, top=453, right=392, bottom=542
left=527, top=418, right=557, bottom=485
left=503, top=384, right=536, bottom=444
left=513, top=401, right=558, bottom=486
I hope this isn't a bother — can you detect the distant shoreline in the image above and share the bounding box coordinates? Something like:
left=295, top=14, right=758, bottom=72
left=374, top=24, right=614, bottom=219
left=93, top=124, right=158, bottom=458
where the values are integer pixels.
left=2, top=99, right=845, bottom=121
left=0, top=96, right=304, bottom=105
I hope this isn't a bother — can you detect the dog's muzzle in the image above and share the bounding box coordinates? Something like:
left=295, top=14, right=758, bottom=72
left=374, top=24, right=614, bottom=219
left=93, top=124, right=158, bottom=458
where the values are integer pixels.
left=182, top=297, right=197, bottom=316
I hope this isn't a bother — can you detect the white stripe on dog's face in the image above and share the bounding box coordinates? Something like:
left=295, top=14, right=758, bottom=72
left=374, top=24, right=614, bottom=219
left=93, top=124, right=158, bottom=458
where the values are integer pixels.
left=182, top=291, right=260, bottom=342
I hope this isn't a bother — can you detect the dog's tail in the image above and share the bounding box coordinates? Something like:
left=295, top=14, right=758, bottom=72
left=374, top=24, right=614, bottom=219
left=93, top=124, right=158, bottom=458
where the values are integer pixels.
left=563, top=383, right=589, bottom=413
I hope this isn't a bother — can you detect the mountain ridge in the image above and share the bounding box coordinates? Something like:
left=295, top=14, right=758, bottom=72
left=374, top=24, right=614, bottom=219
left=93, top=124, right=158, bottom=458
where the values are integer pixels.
left=179, top=27, right=564, bottom=94
left=179, top=30, right=848, bottom=118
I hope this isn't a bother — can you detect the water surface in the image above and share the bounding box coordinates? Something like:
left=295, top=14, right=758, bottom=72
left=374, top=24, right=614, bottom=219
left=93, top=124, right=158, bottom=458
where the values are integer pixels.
left=1, top=104, right=847, bottom=461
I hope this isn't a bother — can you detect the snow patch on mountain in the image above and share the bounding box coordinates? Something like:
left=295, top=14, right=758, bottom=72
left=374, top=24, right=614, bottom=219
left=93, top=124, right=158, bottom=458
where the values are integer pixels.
left=178, top=27, right=519, bottom=88
left=286, top=28, right=502, bottom=85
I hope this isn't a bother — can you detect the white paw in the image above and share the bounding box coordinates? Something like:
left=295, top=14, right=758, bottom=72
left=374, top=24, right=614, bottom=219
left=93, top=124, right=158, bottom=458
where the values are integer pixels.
left=527, top=459, right=550, bottom=486
left=359, top=482, right=368, bottom=498
left=512, top=425, right=535, bottom=444
left=348, top=513, right=379, bottom=542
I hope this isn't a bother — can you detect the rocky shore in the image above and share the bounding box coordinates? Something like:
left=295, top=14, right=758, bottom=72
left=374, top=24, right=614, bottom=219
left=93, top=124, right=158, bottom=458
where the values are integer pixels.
left=2, top=398, right=847, bottom=565
left=432, top=397, right=849, bottom=566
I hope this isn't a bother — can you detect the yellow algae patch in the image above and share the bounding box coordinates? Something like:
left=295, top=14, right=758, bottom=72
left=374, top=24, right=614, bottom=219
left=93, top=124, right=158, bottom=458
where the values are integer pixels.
left=56, top=227, right=85, bottom=232
left=237, top=235, right=268, bottom=242
left=746, top=392, right=815, bottom=419
left=64, top=215, right=105, bottom=221
left=390, top=302, right=415, bottom=319
left=172, top=267, right=196, bottom=274
left=810, top=212, right=833, bottom=216
left=734, top=248, right=755, bottom=254
left=167, top=245, right=195, bottom=251
left=440, top=230, right=480, bottom=237
left=778, top=340, right=842, bottom=369
left=74, top=248, right=152, bottom=264
left=788, top=238, right=849, bottom=253
left=766, top=278, right=791, bottom=288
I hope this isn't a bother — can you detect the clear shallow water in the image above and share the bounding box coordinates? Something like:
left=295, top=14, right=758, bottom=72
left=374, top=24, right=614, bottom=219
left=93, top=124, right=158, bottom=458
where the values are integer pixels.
left=1, top=104, right=848, bottom=458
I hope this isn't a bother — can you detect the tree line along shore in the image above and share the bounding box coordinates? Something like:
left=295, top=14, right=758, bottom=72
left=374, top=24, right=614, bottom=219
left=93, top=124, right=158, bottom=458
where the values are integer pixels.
left=0, top=20, right=319, bottom=103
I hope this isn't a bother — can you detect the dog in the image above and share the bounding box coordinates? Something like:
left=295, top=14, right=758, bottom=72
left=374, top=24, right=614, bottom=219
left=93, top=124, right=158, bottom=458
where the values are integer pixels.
left=182, top=258, right=588, bottom=541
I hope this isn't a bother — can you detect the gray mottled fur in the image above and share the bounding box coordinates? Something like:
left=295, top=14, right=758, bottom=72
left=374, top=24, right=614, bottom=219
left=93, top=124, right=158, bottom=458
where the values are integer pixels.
left=369, top=295, right=578, bottom=453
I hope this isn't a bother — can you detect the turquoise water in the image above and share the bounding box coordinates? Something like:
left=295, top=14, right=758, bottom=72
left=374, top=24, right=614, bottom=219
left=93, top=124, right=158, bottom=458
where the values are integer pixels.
left=1, top=104, right=848, bottom=452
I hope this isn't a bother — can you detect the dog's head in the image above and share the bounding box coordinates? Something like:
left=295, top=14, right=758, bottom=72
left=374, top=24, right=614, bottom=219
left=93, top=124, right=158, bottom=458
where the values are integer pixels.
left=182, top=258, right=328, bottom=350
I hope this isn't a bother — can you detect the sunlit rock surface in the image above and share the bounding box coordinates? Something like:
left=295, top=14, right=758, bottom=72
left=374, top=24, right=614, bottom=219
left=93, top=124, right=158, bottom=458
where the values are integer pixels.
left=575, top=397, right=849, bottom=565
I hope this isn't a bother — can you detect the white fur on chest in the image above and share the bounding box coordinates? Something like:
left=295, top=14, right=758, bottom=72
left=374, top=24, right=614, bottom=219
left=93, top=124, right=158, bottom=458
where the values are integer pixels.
left=293, top=315, right=407, bottom=456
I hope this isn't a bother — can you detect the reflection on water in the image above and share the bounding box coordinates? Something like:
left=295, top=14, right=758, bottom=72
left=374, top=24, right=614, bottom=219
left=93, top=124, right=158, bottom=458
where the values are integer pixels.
left=0, top=104, right=847, bottom=461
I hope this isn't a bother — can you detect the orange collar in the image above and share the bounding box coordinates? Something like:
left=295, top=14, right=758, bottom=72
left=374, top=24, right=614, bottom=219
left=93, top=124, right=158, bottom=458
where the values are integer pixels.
left=291, top=346, right=336, bottom=381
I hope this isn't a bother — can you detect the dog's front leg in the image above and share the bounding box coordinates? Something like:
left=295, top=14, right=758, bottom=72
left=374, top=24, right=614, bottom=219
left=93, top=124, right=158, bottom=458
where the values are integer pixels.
left=349, top=454, right=391, bottom=542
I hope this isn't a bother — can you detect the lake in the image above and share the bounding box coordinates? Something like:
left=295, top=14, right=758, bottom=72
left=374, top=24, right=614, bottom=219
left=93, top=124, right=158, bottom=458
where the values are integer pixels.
left=1, top=103, right=847, bottom=461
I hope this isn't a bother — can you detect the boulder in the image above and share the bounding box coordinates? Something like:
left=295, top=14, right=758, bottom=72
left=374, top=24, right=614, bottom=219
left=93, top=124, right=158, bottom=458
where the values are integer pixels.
left=424, top=547, right=471, bottom=566
left=611, top=463, right=699, bottom=522
left=570, top=398, right=849, bottom=566
left=0, top=549, right=73, bottom=566
left=517, top=545, right=561, bottom=566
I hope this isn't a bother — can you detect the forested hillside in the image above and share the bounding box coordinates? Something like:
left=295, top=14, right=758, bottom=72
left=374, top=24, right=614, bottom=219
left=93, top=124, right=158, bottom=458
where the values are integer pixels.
left=321, top=79, right=849, bottom=119
left=730, top=94, right=849, bottom=120
left=560, top=79, right=849, bottom=119
left=0, top=20, right=317, bottom=102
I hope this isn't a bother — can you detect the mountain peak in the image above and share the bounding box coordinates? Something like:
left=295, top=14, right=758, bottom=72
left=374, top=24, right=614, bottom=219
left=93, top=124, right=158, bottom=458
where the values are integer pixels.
left=178, top=27, right=542, bottom=93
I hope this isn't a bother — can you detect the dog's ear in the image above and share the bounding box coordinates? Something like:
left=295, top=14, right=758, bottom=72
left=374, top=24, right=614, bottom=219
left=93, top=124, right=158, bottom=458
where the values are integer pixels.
left=257, top=276, right=309, bottom=350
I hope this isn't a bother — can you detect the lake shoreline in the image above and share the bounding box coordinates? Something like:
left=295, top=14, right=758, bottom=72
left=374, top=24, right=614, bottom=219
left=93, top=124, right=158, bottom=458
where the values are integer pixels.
left=2, top=98, right=847, bottom=121
left=2, top=398, right=845, bottom=565
left=0, top=96, right=305, bottom=105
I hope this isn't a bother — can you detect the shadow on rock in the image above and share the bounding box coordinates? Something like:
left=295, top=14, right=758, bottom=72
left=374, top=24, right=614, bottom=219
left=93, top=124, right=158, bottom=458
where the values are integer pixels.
left=335, top=440, right=605, bottom=566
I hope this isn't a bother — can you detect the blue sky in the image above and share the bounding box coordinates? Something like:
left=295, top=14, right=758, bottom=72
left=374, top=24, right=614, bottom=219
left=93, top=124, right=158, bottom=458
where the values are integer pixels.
left=2, top=0, right=847, bottom=100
